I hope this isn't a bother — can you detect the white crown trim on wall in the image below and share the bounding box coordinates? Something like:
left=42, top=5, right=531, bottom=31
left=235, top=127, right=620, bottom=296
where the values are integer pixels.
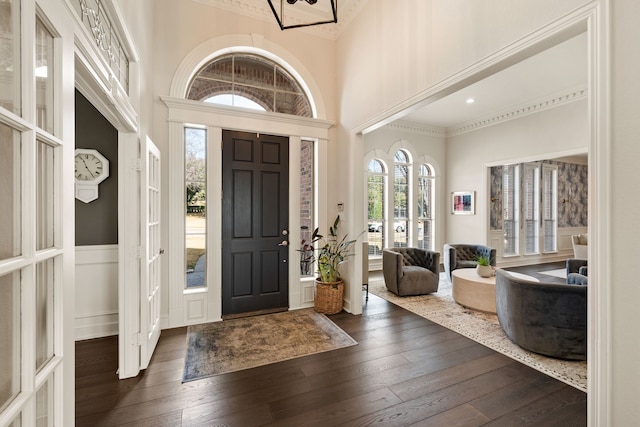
left=383, top=120, right=447, bottom=137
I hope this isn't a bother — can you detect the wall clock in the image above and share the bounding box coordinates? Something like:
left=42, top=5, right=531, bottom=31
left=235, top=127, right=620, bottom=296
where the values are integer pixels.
left=75, top=148, right=110, bottom=203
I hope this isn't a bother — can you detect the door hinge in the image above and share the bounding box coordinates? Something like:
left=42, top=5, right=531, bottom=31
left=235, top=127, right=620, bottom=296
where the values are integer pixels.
left=134, top=332, right=143, bottom=346
left=131, top=159, right=142, bottom=171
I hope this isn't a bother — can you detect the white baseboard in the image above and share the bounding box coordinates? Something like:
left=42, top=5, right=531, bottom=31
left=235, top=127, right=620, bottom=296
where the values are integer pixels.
left=74, top=311, right=118, bottom=340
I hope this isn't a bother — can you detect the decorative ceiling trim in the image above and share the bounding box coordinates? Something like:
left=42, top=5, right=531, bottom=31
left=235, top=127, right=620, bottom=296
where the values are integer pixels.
left=446, top=88, right=587, bottom=137
left=192, top=0, right=369, bottom=40
left=383, top=121, right=447, bottom=138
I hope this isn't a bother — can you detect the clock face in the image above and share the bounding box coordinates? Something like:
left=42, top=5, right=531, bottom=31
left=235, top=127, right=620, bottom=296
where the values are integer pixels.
left=75, top=152, right=104, bottom=181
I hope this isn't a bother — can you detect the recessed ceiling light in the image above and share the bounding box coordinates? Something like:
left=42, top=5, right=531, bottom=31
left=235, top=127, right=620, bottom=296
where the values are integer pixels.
left=466, top=98, right=475, bottom=104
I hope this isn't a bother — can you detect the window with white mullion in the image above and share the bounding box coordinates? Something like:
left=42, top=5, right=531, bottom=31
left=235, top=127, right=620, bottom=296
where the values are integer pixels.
left=393, top=150, right=411, bottom=248
left=367, top=159, right=386, bottom=257
left=523, top=163, right=540, bottom=254
left=503, top=164, right=519, bottom=256
left=417, top=164, right=434, bottom=251
left=542, top=164, right=558, bottom=252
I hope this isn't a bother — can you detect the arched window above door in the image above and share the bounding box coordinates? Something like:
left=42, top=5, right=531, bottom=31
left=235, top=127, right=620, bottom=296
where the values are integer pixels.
left=186, top=53, right=313, bottom=117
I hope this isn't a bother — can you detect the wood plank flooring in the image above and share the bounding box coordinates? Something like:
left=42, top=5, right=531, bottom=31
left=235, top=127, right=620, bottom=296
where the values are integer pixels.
left=75, top=286, right=586, bottom=426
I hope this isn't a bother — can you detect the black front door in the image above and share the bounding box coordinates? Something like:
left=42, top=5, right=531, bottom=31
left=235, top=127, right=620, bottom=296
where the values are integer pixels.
left=222, top=130, right=289, bottom=316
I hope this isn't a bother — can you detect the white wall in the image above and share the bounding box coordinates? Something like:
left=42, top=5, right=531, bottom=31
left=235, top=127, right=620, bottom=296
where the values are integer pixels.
left=446, top=99, right=588, bottom=244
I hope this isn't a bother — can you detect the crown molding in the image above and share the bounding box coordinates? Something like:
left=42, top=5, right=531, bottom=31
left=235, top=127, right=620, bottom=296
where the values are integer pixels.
left=193, top=0, right=369, bottom=40
left=383, top=120, right=447, bottom=138
left=446, top=87, right=587, bottom=137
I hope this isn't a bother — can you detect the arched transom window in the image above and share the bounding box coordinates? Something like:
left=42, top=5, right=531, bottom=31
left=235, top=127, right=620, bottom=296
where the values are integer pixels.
left=186, top=53, right=313, bottom=117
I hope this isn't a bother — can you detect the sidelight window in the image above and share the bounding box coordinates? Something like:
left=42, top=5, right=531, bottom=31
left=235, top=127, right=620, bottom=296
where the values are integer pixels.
left=185, top=127, right=207, bottom=288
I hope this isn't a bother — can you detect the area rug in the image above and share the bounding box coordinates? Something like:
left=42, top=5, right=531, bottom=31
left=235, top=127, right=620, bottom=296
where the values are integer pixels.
left=369, top=273, right=587, bottom=392
left=539, top=268, right=567, bottom=279
left=182, top=308, right=357, bottom=382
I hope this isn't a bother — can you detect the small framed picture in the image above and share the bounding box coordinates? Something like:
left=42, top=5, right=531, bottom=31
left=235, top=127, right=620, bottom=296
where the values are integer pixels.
left=451, top=191, right=475, bottom=215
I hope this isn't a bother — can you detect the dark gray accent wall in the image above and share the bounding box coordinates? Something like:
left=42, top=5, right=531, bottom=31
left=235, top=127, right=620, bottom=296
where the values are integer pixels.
left=75, top=90, right=118, bottom=245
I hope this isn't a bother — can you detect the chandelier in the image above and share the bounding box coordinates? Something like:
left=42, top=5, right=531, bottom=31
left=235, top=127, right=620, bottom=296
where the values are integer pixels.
left=267, top=0, right=337, bottom=30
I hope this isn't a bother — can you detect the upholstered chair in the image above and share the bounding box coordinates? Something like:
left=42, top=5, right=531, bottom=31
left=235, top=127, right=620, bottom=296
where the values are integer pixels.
left=443, top=244, right=496, bottom=281
left=495, top=269, right=587, bottom=360
left=566, top=258, right=588, bottom=285
left=382, top=248, right=440, bottom=296
left=571, top=234, right=588, bottom=259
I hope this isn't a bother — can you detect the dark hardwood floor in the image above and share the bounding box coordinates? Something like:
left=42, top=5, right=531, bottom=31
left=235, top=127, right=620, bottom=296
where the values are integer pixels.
left=76, top=281, right=586, bottom=426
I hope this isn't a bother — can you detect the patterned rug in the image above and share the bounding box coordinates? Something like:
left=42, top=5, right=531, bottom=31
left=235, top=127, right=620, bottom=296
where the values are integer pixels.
left=182, top=308, right=357, bottom=382
left=369, top=273, right=587, bottom=392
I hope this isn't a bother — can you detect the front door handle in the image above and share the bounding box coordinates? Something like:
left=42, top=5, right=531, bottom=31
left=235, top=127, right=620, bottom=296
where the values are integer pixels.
left=278, top=240, right=289, bottom=247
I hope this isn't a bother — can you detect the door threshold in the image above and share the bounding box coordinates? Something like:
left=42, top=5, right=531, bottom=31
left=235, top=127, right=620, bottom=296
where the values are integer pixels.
left=222, top=307, right=288, bottom=320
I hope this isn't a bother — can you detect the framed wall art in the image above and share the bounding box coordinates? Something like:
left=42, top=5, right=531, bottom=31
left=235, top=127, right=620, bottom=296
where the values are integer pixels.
left=451, top=191, right=475, bottom=215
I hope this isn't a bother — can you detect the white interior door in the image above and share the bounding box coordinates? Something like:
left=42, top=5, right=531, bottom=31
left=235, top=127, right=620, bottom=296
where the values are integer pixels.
left=140, top=136, right=162, bottom=369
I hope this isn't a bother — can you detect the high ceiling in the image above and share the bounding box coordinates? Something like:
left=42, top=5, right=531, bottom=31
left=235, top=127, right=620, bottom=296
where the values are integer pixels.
left=399, top=32, right=588, bottom=132
left=197, top=1, right=587, bottom=135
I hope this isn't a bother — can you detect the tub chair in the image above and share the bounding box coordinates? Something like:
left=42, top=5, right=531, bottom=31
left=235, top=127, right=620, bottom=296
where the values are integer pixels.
left=495, top=269, right=587, bottom=360
left=382, top=248, right=440, bottom=296
left=443, top=243, right=496, bottom=281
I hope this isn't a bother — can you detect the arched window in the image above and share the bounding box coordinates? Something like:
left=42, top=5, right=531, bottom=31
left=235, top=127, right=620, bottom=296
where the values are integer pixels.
left=367, top=159, right=386, bottom=256
left=418, top=164, right=435, bottom=250
left=393, top=150, right=411, bottom=247
left=186, top=53, right=313, bottom=117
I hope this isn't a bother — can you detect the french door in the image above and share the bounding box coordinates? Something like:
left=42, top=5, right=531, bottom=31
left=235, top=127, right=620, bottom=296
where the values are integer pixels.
left=140, top=136, right=162, bottom=369
left=0, top=1, right=73, bottom=425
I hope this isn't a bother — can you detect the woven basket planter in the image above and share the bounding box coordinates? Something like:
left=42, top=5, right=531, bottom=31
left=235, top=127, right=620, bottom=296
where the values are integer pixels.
left=314, top=279, right=344, bottom=315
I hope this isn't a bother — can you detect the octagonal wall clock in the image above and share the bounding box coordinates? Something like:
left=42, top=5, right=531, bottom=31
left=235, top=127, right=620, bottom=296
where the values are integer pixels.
left=74, top=148, right=110, bottom=203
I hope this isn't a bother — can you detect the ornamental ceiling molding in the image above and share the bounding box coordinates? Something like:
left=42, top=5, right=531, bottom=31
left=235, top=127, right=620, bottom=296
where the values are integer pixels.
left=383, top=121, right=447, bottom=138
left=446, top=88, right=587, bottom=137
left=192, top=0, right=369, bottom=40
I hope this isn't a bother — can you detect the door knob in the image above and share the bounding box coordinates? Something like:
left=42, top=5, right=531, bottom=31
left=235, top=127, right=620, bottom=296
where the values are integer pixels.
left=278, top=240, right=289, bottom=247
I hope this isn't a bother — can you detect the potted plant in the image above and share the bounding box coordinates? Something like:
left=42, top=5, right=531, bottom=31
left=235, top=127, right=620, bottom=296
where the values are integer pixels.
left=302, top=215, right=357, bottom=314
left=476, top=255, right=494, bottom=278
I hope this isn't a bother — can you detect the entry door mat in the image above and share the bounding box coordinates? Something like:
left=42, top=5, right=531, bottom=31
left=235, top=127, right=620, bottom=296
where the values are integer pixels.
left=369, top=273, right=587, bottom=392
left=182, top=308, right=357, bottom=382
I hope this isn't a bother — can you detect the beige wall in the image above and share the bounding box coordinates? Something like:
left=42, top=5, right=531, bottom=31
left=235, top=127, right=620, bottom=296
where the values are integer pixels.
left=610, top=0, right=640, bottom=422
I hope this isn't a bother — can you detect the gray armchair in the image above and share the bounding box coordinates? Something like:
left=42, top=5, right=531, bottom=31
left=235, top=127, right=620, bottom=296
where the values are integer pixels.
left=566, top=258, right=588, bottom=285
left=443, top=244, right=496, bottom=281
left=496, top=269, right=587, bottom=360
left=382, top=248, right=440, bottom=296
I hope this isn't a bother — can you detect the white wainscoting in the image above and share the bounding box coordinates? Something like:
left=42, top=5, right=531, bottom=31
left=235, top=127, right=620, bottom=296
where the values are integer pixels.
left=75, top=245, right=119, bottom=340
left=492, top=227, right=588, bottom=268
